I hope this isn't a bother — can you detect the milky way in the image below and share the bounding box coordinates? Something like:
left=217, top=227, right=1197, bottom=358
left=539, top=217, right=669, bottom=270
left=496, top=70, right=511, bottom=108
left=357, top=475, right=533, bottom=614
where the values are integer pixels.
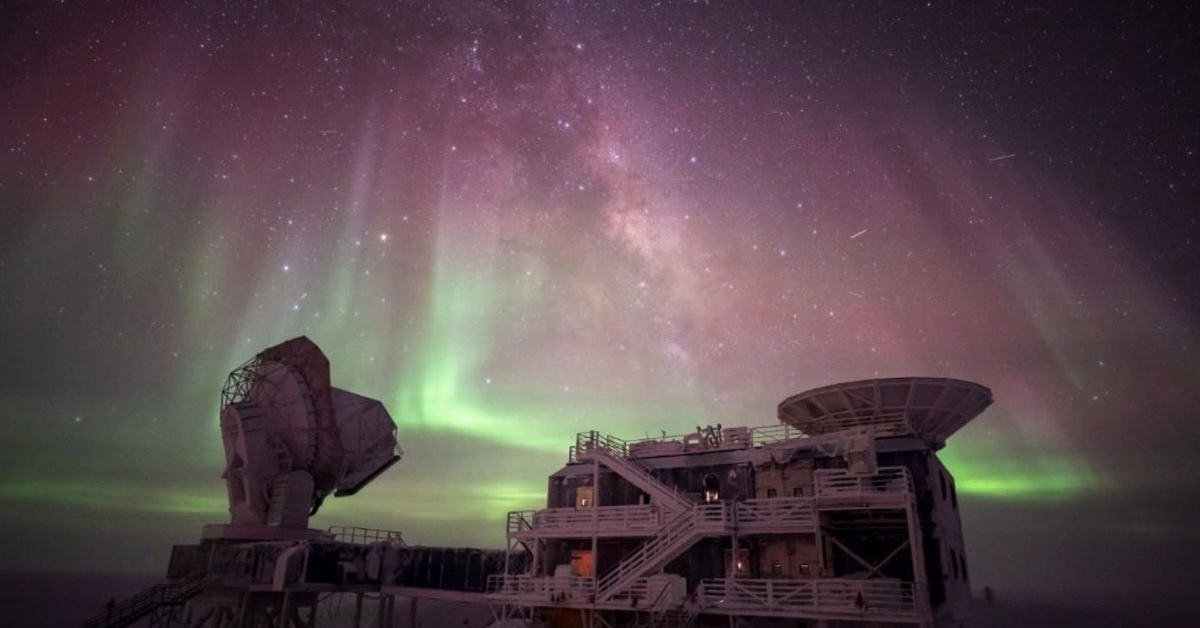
left=1, top=2, right=1197, bottom=596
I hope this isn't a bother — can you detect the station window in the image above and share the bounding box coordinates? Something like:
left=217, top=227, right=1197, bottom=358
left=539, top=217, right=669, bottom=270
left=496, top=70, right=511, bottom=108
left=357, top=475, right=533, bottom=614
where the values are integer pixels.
left=575, top=486, right=594, bottom=508
left=766, top=488, right=777, bottom=498
left=793, top=486, right=806, bottom=497
left=799, top=563, right=810, bottom=575
left=771, top=562, right=783, bottom=575
left=703, top=474, right=720, bottom=503
left=724, top=548, right=750, bottom=576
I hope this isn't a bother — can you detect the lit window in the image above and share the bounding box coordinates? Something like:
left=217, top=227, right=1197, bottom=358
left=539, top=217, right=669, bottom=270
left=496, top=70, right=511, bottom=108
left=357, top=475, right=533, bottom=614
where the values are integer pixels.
left=703, top=474, right=720, bottom=503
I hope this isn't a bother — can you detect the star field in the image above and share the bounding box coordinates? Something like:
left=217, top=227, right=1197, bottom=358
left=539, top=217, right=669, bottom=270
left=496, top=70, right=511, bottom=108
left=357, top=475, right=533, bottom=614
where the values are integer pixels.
left=1, top=1, right=1197, bottom=597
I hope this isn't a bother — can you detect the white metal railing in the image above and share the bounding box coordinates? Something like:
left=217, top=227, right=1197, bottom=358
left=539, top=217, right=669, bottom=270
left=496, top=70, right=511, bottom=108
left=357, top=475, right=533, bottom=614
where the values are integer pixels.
left=814, top=467, right=912, bottom=503
left=486, top=574, right=691, bottom=612
left=82, top=578, right=204, bottom=628
left=747, top=424, right=809, bottom=446
left=735, top=497, right=816, bottom=532
left=574, top=433, right=694, bottom=513
left=507, top=473, right=910, bottom=541
left=487, top=573, right=595, bottom=602
left=693, top=502, right=731, bottom=532
left=571, top=430, right=630, bottom=462
left=327, top=525, right=405, bottom=545
left=787, top=410, right=911, bottom=438
left=569, top=416, right=916, bottom=466
left=748, top=412, right=910, bottom=446
left=699, top=577, right=921, bottom=617
left=578, top=424, right=806, bottom=455
left=596, top=510, right=693, bottom=600
left=619, top=576, right=689, bottom=611
left=573, top=427, right=757, bottom=463
left=506, top=510, right=535, bottom=536
left=597, top=504, right=729, bottom=601
left=508, top=504, right=664, bottom=538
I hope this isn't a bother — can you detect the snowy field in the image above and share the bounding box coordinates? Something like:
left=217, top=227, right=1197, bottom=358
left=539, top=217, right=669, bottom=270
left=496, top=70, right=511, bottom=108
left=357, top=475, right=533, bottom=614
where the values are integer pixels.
left=1, top=572, right=1191, bottom=628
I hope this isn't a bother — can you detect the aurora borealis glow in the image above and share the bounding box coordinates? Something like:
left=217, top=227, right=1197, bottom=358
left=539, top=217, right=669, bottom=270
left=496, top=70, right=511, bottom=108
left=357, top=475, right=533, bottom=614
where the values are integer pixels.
left=1, top=0, right=1197, bottom=598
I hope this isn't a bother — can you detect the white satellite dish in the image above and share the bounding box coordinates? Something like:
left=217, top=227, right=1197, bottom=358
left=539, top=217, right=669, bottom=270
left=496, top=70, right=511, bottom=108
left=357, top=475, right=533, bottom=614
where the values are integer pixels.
left=777, top=377, right=992, bottom=449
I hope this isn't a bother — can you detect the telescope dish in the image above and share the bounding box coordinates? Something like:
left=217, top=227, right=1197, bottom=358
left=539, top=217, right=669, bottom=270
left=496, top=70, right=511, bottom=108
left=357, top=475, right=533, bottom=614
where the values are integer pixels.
left=777, top=377, right=992, bottom=448
left=213, top=337, right=402, bottom=538
left=331, top=388, right=402, bottom=496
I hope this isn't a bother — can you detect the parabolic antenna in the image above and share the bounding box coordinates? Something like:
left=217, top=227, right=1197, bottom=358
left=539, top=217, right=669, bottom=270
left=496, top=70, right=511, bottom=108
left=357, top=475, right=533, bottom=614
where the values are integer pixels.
left=777, top=377, right=992, bottom=448
left=211, top=337, right=402, bottom=539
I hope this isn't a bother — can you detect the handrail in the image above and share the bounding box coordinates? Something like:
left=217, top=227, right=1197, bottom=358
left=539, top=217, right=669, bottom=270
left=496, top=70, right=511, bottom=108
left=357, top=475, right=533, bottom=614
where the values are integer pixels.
left=596, top=510, right=693, bottom=599
left=327, top=525, right=405, bottom=545
left=486, top=573, right=595, bottom=601
left=574, top=440, right=693, bottom=513
left=746, top=424, right=808, bottom=446
left=82, top=578, right=204, bottom=628
left=570, top=416, right=912, bottom=465
left=573, top=430, right=630, bottom=461
left=735, top=497, right=816, bottom=532
left=597, top=504, right=729, bottom=601
left=506, top=510, right=535, bottom=536
left=776, top=409, right=912, bottom=436
left=699, top=577, right=920, bottom=617
left=814, top=467, right=912, bottom=502
left=508, top=504, right=664, bottom=537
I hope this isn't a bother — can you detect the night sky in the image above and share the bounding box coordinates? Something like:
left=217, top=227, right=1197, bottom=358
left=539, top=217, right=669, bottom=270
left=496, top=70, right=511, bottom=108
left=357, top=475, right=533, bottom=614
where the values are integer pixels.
left=1, top=1, right=1197, bottom=598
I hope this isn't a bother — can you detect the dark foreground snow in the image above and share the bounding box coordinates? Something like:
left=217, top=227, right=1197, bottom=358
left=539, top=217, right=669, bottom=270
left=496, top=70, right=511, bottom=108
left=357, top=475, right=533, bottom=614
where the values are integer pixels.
left=1, top=573, right=1192, bottom=628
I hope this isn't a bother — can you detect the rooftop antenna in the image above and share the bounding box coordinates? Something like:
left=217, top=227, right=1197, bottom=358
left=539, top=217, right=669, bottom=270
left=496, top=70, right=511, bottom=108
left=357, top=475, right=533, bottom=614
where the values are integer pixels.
left=203, top=336, right=402, bottom=541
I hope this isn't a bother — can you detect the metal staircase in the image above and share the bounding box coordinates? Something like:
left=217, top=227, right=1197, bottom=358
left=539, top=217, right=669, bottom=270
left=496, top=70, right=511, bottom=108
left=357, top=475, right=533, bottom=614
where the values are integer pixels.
left=573, top=431, right=693, bottom=514
left=82, top=578, right=203, bottom=628
left=595, top=504, right=727, bottom=602
left=571, top=431, right=728, bottom=603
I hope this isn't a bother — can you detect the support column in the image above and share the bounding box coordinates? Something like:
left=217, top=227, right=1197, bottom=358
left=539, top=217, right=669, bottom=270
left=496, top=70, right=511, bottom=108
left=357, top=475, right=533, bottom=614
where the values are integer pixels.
left=815, top=514, right=828, bottom=578
left=591, top=456, right=600, bottom=586
left=905, top=500, right=933, bottom=625
left=279, top=592, right=293, bottom=628
left=387, top=594, right=396, bottom=628
left=235, top=592, right=251, bottom=628
left=731, top=503, right=739, bottom=582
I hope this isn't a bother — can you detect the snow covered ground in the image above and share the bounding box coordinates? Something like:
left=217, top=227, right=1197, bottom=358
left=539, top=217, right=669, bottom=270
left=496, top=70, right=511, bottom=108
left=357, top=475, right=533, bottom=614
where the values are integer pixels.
left=2, top=572, right=1191, bottom=628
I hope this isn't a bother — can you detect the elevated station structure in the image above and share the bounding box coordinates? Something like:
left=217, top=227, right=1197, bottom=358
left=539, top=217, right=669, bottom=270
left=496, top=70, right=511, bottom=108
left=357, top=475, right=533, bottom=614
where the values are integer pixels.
left=487, top=377, right=992, bottom=628
left=82, top=337, right=990, bottom=628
